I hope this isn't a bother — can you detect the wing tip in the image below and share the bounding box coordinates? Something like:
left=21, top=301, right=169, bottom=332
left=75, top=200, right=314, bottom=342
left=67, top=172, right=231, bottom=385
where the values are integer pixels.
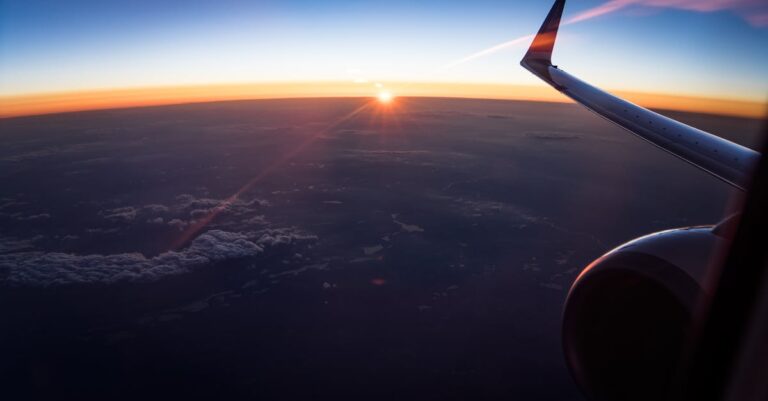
left=522, top=0, right=566, bottom=66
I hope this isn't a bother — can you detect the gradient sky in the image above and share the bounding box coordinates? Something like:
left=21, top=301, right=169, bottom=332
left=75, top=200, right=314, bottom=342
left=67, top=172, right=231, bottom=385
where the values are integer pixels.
left=1, top=0, right=767, bottom=106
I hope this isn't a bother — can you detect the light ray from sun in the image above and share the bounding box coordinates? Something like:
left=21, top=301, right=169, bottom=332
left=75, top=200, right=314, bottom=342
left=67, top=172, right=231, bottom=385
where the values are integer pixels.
left=171, top=100, right=375, bottom=249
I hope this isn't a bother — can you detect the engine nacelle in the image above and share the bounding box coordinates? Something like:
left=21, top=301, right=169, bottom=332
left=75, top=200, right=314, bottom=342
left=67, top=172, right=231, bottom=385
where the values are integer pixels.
left=563, top=224, right=731, bottom=401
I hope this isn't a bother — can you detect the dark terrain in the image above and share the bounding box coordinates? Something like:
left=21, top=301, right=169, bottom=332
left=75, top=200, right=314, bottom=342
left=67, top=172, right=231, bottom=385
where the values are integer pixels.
left=0, top=97, right=763, bottom=400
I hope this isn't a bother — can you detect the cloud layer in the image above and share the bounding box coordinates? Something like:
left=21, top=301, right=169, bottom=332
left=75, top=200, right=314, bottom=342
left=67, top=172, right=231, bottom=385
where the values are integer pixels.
left=0, top=229, right=314, bottom=287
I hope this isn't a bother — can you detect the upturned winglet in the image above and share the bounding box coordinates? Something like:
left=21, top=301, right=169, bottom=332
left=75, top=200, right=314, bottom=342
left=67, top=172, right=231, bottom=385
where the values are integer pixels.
left=522, top=0, right=565, bottom=64
left=520, top=0, right=565, bottom=88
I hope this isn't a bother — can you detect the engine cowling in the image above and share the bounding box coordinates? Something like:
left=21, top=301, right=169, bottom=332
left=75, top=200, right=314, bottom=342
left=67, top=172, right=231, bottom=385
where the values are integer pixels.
left=562, top=224, right=731, bottom=401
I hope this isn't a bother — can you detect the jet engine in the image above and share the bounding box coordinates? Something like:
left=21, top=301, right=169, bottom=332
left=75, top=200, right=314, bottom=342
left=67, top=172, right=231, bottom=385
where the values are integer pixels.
left=562, top=219, right=734, bottom=401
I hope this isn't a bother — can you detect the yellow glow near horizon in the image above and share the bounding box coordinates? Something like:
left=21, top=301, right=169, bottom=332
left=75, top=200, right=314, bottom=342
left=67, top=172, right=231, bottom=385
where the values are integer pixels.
left=0, top=81, right=765, bottom=119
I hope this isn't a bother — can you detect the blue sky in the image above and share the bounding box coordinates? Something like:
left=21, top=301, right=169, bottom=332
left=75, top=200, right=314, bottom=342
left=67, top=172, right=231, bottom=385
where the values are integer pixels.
left=1, top=0, right=767, bottom=100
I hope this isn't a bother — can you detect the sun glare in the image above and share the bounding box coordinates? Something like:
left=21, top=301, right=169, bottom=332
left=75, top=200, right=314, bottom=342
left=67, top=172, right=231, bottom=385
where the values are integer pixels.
left=377, top=91, right=393, bottom=103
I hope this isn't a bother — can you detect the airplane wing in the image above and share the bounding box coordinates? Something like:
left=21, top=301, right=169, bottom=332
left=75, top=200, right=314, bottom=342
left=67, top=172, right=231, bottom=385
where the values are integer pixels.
left=521, top=0, right=760, bottom=191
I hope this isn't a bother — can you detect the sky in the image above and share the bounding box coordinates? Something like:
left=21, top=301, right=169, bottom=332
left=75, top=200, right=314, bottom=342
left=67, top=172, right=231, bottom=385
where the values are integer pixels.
left=1, top=0, right=767, bottom=117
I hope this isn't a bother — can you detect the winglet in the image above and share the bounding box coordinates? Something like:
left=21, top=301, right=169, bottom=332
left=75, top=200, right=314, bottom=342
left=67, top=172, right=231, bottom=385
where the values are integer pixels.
left=521, top=0, right=566, bottom=85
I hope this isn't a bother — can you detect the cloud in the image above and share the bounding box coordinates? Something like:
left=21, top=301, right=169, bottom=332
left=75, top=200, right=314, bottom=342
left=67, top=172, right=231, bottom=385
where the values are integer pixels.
left=175, top=194, right=222, bottom=209
left=143, top=204, right=169, bottom=213
left=16, top=213, right=50, bottom=221
left=94, top=195, right=269, bottom=232
left=1, top=230, right=255, bottom=287
left=167, top=218, right=189, bottom=231
left=243, top=215, right=267, bottom=225
left=391, top=214, right=425, bottom=233
left=0, top=228, right=315, bottom=287
left=86, top=227, right=120, bottom=234
left=98, top=204, right=167, bottom=225
left=100, top=206, right=138, bottom=221
left=190, top=208, right=211, bottom=218
left=0, top=199, right=27, bottom=211
left=0, top=236, right=42, bottom=253
left=175, top=194, right=269, bottom=216
left=254, top=227, right=318, bottom=247
left=269, top=263, right=328, bottom=279
left=363, top=245, right=384, bottom=256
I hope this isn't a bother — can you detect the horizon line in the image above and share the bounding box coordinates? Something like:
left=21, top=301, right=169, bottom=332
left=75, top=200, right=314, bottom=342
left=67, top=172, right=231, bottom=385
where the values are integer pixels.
left=1, top=81, right=765, bottom=120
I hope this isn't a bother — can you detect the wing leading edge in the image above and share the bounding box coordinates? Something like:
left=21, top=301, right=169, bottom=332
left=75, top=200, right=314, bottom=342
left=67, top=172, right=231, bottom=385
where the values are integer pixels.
left=521, top=0, right=760, bottom=191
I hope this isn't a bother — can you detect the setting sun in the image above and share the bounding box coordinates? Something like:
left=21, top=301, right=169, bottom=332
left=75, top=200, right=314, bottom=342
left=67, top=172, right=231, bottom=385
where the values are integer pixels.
left=377, top=91, right=393, bottom=103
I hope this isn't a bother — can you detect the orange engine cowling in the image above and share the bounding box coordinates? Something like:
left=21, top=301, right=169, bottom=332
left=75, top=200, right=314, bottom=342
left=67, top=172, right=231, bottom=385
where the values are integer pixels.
left=562, top=224, right=731, bottom=401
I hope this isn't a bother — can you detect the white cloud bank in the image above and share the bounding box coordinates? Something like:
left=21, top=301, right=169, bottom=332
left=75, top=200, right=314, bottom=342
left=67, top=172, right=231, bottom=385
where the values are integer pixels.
left=0, top=229, right=314, bottom=287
